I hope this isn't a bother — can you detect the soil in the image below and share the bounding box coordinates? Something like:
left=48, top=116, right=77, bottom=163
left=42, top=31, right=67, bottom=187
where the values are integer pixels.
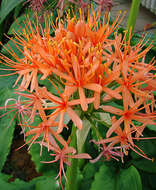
left=2, top=127, right=42, bottom=182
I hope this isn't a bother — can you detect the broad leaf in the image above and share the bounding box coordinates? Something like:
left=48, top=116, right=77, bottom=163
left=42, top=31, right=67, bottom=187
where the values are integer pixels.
left=1, top=37, right=24, bottom=58
left=131, top=133, right=156, bottom=173
left=91, top=164, right=115, bottom=190
left=132, top=158, right=156, bottom=173
left=116, top=166, right=142, bottom=190
left=0, top=88, right=16, bottom=171
left=34, top=177, right=59, bottom=190
left=8, top=11, right=33, bottom=35
left=146, top=124, right=156, bottom=132
left=0, top=0, right=25, bottom=24
left=90, top=164, right=142, bottom=190
left=0, top=173, right=59, bottom=190
left=0, top=70, right=17, bottom=88
left=79, top=162, right=102, bottom=190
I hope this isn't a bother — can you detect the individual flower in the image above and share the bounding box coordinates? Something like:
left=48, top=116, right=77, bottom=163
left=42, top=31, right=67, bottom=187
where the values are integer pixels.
left=25, top=116, right=68, bottom=153
left=90, top=140, right=124, bottom=162
left=40, top=135, right=91, bottom=189
left=93, top=63, right=121, bottom=109
left=0, top=96, right=31, bottom=131
left=39, top=86, right=94, bottom=133
left=26, top=0, right=47, bottom=12
left=15, top=89, right=46, bottom=123
left=69, top=0, right=90, bottom=9
left=102, top=98, right=156, bottom=141
left=94, top=116, right=153, bottom=162
left=94, top=0, right=113, bottom=12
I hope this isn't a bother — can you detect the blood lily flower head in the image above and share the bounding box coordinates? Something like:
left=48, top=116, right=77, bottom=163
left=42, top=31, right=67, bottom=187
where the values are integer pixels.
left=0, top=5, right=156, bottom=189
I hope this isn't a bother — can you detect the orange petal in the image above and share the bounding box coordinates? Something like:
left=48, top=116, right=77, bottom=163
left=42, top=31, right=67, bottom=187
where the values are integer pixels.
left=103, top=87, right=122, bottom=99
left=67, top=107, right=82, bottom=130
left=57, top=110, right=65, bottom=134
left=106, top=116, right=124, bottom=138
left=84, top=83, right=102, bottom=93
left=78, top=87, right=88, bottom=111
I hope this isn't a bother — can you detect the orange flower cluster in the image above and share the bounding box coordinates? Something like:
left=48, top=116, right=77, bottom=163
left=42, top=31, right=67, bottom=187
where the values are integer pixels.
left=0, top=9, right=156, bottom=187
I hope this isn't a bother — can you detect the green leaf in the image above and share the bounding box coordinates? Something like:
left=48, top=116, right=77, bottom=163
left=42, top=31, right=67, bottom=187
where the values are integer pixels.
left=131, top=135, right=156, bottom=173
left=35, top=177, right=59, bottom=190
left=79, top=162, right=102, bottom=190
left=0, top=173, right=35, bottom=190
left=0, top=72, right=17, bottom=88
left=116, top=166, right=142, bottom=190
left=0, top=172, right=12, bottom=181
left=0, top=0, right=25, bottom=24
left=8, top=11, right=33, bottom=35
left=132, top=158, right=156, bottom=173
left=146, top=124, right=156, bottom=132
left=1, top=37, right=24, bottom=58
left=0, top=88, right=16, bottom=171
left=91, top=164, right=116, bottom=190
left=0, top=173, right=59, bottom=190
left=10, top=178, right=35, bottom=190
left=90, top=164, right=142, bottom=190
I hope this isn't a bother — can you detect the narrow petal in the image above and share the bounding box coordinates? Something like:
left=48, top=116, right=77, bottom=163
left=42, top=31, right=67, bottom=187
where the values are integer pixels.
left=106, top=116, right=124, bottom=138
left=79, top=87, right=88, bottom=111
left=57, top=110, right=65, bottom=134
left=63, top=147, right=76, bottom=155
left=53, top=68, right=73, bottom=82
left=102, top=105, right=122, bottom=115
left=67, top=107, right=82, bottom=130
left=94, top=92, right=100, bottom=110
left=63, top=86, right=77, bottom=98
left=96, top=136, right=119, bottom=144
left=49, top=128, right=68, bottom=147
left=68, top=153, right=91, bottom=159
left=103, top=87, right=122, bottom=99
left=84, top=83, right=102, bottom=93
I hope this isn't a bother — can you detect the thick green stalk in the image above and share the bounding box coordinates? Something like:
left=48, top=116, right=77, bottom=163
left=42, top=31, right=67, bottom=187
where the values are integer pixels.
left=126, top=0, right=141, bottom=33
left=65, top=126, right=78, bottom=190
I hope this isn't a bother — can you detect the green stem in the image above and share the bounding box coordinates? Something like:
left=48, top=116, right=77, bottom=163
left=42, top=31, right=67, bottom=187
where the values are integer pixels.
left=86, top=115, right=102, bottom=141
left=65, top=126, right=78, bottom=190
left=126, top=0, right=141, bottom=33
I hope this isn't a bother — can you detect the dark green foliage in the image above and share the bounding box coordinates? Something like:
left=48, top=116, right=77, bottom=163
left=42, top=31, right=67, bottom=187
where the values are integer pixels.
left=0, top=88, right=16, bottom=171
